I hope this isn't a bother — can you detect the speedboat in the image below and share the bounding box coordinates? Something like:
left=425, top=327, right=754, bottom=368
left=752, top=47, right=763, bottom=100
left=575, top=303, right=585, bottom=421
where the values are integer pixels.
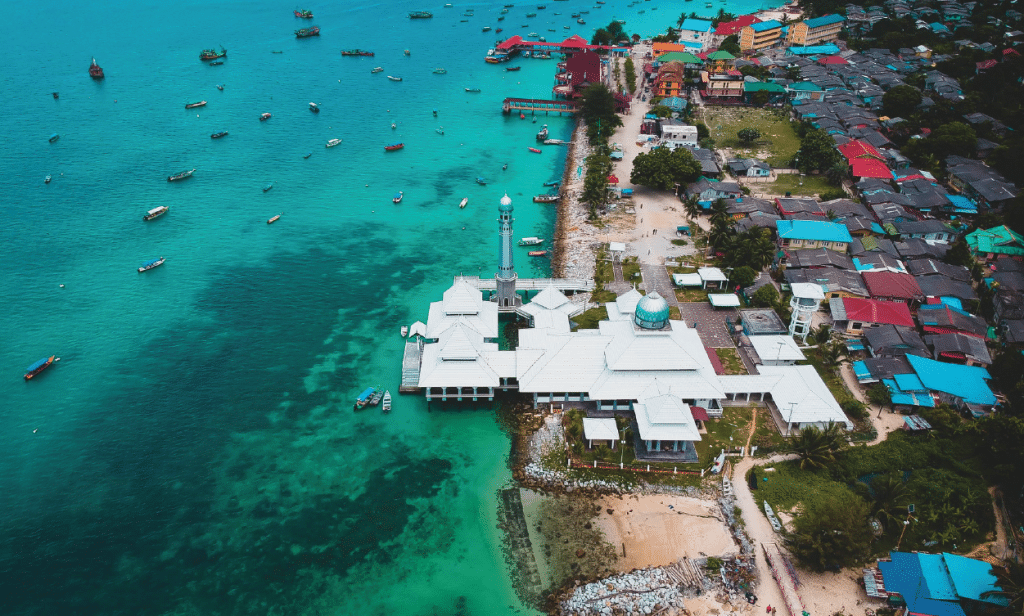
left=436, top=127, right=444, bottom=135
left=459, top=197, right=468, bottom=208
left=217, top=84, right=224, bottom=90
left=528, top=147, right=541, bottom=153
left=433, top=67, right=447, bottom=74
left=24, top=356, right=58, bottom=381
left=536, top=123, right=548, bottom=140
left=502, top=163, right=508, bottom=170
left=371, top=66, right=384, bottom=73
left=393, top=191, right=404, bottom=203
left=326, top=138, right=342, bottom=147
left=382, top=390, right=392, bottom=413
left=391, top=122, right=397, bottom=129
left=465, top=87, right=481, bottom=92
left=138, top=257, right=166, bottom=273
left=263, top=183, right=273, bottom=192
left=167, top=168, right=195, bottom=181
left=482, top=26, right=491, bottom=32
left=519, top=237, right=544, bottom=246
left=260, top=112, right=272, bottom=121
left=268, top=213, right=281, bottom=224
left=309, top=102, right=320, bottom=113
left=506, top=66, right=521, bottom=71
left=534, top=194, right=559, bottom=202
left=48, top=133, right=59, bottom=143
left=401, top=325, right=409, bottom=336
left=387, top=75, right=403, bottom=81
left=144, top=205, right=169, bottom=221
left=44, top=175, right=52, bottom=184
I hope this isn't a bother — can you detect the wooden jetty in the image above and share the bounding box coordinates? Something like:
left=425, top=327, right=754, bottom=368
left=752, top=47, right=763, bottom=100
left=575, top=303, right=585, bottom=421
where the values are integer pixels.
left=400, top=337, right=423, bottom=394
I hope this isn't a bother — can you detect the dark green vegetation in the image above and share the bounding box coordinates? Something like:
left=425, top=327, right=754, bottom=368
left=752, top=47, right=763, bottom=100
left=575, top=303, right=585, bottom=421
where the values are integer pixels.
left=629, top=146, right=701, bottom=191
left=795, top=127, right=842, bottom=173
left=624, top=57, right=636, bottom=94
left=578, top=84, right=624, bottom=216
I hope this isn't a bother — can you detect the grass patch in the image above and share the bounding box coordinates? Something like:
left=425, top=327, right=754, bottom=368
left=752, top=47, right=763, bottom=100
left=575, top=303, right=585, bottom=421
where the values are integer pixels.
left=573, top=306, right=608, bottom=330
left=622, top=258, right=642, bottom=283
left=595, top=259, right=614, bottom=285
left=764, top=173, right=836, bottom=197
left=703, top=107, right=800, bottom=167
left=695, top=405, right=757, bottom=463
left=676, top=289, right=711, bottom=302
left=715, top=348, right=746, bottom=375
left=671, top=239, right=689, bottom=246
left=669, top=306, right=680, bottom=320
left=750, top=461, right=852, bottom=512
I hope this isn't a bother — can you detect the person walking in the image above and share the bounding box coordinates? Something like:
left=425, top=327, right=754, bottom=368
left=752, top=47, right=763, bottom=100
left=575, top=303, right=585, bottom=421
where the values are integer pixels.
left=767, top=607, right=773, bottom=614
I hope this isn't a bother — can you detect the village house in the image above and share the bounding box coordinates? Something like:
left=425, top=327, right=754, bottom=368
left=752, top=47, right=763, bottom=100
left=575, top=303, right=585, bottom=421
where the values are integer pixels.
left=726, top=158, right=772, bottom=177
left=965, top=225, right=1024, bottom=260
left=684, top=177, right=742, bottom=202
left=830, top=297, right=915, bottom=335
left=677, top=18, right=715, bottom=52
left=784, top=267, right=869, bottom=300
left=862, top=271, right=925, bottom=308
left=775, top=219, right=853, bottom=252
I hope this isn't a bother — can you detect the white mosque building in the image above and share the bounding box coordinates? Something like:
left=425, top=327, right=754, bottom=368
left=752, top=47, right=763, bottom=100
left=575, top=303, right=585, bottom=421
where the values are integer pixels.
left=412, top=195, right=851, bottom=461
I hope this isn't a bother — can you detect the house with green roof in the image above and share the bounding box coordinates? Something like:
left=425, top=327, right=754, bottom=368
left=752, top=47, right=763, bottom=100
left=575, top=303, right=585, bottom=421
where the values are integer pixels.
left=787, top=81, right=824, bottom=101
left=705, top=50, right=736, bottom=72
left=743, top=81, right=787, bottom=104
left=655, top=51, right=703, bottom=66
left=965, top=225, right=1024, bottom=260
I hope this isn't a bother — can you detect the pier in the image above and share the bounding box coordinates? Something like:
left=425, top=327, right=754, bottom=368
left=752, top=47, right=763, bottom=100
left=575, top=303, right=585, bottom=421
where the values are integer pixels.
left=400, top=337, right=423, bottom=394
left=456, top=275, right=594, bottom=293
left=502, top=97, right=579, bottom=115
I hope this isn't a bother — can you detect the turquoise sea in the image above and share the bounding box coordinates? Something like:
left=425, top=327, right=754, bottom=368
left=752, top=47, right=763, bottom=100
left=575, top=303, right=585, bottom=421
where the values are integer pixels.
left=1, top=0, right=777, bottom=614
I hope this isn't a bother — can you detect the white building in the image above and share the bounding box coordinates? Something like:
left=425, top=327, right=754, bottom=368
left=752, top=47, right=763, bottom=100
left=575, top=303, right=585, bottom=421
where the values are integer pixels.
left=661, top=122, right=698, bottom=150
left=677, top=18, right=716, bottom=52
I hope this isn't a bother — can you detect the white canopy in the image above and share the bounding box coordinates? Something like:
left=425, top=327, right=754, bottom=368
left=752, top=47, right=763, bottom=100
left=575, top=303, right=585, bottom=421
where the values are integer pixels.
left=583, top=417, right=620, bottom=442
left=698, top=267, right=728, bottom=282
left=673, top=273, right=703, bottom=287
left=708, top=294, right=741, bottom=307
left=609, top=242, right=627, bottom=252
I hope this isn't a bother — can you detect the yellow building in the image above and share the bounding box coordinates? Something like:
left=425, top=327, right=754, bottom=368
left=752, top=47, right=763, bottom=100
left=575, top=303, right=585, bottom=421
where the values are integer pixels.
left=739, top=20, right=783, bottom=52
left=786, top=14, right=845, bottom=46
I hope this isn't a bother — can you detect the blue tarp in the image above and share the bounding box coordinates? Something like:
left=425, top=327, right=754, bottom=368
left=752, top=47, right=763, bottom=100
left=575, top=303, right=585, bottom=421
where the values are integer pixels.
left=853, top=360, right=871, bottom=381
left=907, top=354, right=996, bottom=405
left=356, top=387, right=375, bottom=402
left=939, top=297, right=963, bottom=310
left=883, top=379, right=936, bottom=407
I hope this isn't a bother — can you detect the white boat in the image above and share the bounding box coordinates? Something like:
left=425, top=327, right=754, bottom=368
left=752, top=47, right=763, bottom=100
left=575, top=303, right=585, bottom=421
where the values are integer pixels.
left=44, top=175, right=52, bottom=184
left=519, top=237, right=544, bottom=246
left=326, top=138, right=343, bottom=148
left=401, top=325, right=409, bottom=336
left=459, top=197, right=468, bottom=208
left=371, top=67, right=384, bottom=73
left=382, top=390, right=392, bottom=413
left=388, top=75, right=403, bottom=81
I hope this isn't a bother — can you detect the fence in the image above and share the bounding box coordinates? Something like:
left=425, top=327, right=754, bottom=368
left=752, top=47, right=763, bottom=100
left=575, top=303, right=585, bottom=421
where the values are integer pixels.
left=568, top=458, right=703, bottom=476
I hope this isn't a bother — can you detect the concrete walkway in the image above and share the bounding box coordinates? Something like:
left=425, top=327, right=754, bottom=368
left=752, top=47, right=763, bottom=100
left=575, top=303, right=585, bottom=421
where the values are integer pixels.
left=640, top=262, right=680, bottom=307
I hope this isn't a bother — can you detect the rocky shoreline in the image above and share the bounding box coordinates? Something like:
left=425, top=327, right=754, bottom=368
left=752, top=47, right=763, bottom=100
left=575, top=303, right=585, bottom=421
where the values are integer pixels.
left=551, top=120, right=601, bottom=281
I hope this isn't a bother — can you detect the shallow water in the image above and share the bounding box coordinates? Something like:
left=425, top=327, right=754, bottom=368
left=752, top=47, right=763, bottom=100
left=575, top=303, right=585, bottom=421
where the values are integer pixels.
left=0, top=0, right=775, bottom=613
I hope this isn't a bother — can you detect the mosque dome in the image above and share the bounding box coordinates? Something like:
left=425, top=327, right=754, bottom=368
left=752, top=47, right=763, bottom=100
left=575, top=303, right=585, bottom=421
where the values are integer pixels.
left=634, top=291, right=670, bottom=329
left=499, top=193, right=513, bottom=212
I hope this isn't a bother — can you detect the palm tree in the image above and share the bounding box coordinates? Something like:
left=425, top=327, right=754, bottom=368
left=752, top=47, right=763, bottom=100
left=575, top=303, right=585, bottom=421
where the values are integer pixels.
left=745, top=228, right=776, bottom=269
left=787, top=426, right=836, bottom=469
left=684, top=196, right=701, bottom=220
left=868, top=474, right=910, bottom=531
left=708, top=222, right=735, bottom=253
left=826, top=162, right=849, bottom=186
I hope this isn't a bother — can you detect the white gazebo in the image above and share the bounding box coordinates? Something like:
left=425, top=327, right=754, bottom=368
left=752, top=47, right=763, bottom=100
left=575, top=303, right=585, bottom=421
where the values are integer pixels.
left=583, top=417, right=620, bottom=450
left=699, top=267, right=728, bottom=289
left=708, top=294, right=741, bottom=308
left=672, top=272, right=704, bottom=287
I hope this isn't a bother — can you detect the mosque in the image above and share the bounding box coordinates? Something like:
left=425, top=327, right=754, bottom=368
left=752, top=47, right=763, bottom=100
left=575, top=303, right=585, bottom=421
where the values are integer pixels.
left=406, top=195, right=850, bottom=461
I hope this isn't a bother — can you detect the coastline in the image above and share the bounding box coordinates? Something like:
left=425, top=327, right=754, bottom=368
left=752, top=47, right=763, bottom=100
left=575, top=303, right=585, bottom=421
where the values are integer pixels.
left=551, top=120, right=599, bottom=281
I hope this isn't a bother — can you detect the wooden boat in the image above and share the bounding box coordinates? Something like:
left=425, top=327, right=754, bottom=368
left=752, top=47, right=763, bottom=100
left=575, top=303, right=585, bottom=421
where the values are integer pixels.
left=217, top=84, right=224, bottom=90
left=459, top=197, right=468, bottom=208
left=144, top=205, right=169, bottom=221
left=268, top=213, right=281, bottom=224
left=371, top=66, right=384, bottom=73
left=382, top=390, right=392, bottom=413
left=476, top=177, right=487, bottom=185
left=528, top=147, right=541, bottom=153
left=391, top=122, right=397, bottom=129
left=24, top=356, right=58, bottom=381
left=185, top=100, right=207, bottom=109
left=408, top=10, right=433, bottom=18
left=260, top=112, right=272, bottom=121
left=465, top=87, right=481, bottom=92
left=89, top=57, right=104, bottom=79
left=263, top=183, right=273, bottom=192
left=435, top=127, right=444, bottom=135
left=433, top=67, right=447, bottom=74
left=544, top=139, right=566, bottom=145
left=167, top=168, right=196, bottom=182
left=369, top=388, right=385, bottom=406
left=341, top=49, right=374, bottom=56
left=303, top=152, right=313, bottom=159
left=354, top=386, right=376, bottom=409
left=200, top=47, right=227, bottom=61
left=534, top=194, right=559, bottom=202
left=404, top=49, right=411, bottom=56
left=210, top=60, right=224, bottom=65
left=49, top=133, right=59, bottom=143
left=326, top=138, right=342, bottom=147
left=519, top=237, right=544, bottom=246
left=44, top=175, right=52, bottom=184
left=211, top=131, right=229, bottom=139
left=385, top=142, right=404, bottom=151
left=543, top=180, right=560, bottom=186
left=506, top=66, right=521, bottom=71
left=388, top=75, right=403, bottom=81
left=393, top=191, right=404, bottom=203
left=295, top=26, right=320, bottom=37
left=482, top=26, right=491, bottom=32
left=53, top=91, right=59, bottom=99
left=138, top=257, right=166, bottom=273
left=528, top=250, right=548, bottom=257
left=496, top=27, right=503, bottom=32
left=294, top=8, right=314, bottom=18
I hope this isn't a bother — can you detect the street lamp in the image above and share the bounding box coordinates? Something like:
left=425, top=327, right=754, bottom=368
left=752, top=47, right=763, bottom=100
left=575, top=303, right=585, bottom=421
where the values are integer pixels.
left=786, top=402, right=797, bottom=436
left=620, top=426, right=629, bottom=469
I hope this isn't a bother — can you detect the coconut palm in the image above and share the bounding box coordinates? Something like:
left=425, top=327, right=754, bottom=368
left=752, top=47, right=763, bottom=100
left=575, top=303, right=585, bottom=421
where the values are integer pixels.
left=788, top=426, right=837, bottom=469
left=868, top=474, right=910, bottom=531
left=745, top=228, right=776, bottom=269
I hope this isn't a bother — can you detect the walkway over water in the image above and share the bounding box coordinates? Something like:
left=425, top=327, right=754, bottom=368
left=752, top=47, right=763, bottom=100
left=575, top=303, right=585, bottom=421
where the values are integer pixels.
left=400, top=337, right=423, bottom=394
left=457, top=275, right=594, bottom=292
left=502, top=97, right=579, bottom=115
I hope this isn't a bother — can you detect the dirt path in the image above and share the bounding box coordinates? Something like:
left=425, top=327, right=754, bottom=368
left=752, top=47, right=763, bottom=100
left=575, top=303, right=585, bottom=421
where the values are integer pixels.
left=744, top=407, right=758, bottom=455
left=838, top=363, right=905, bottom=446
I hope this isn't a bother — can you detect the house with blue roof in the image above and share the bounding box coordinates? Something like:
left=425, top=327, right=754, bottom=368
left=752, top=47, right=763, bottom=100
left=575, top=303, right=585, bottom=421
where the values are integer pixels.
left=787, top=81, right=825, bottom=101
left=776, top=220, right=853, bottom=253
left=787, top=14, right=845, bottom=46
left=875, top=552, right=1009, bottom=616
left=678, top=18, right=715, bottom=52
left=785, top=44, right=842, bottom=57
left=906, top=354, right=996, bottom=414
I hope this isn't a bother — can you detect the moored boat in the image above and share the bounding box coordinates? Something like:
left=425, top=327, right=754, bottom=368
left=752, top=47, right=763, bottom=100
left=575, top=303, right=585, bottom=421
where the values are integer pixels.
left=341, top=49, right=374, bottom=56
left=404, top=49, right=411, bottom=56
left=543, top=180, right=560, bottom=186
left=89, top=57, right=104, bottom=79
left=211, top=131, right=228, bottom=138
left=326, top=138, right=342, bottom=147
left=185, top=100, right=207, bottom=109
left=408, top=10, right=433, bottom=18
left=260, top=112, right=272, bottom=121
left=519, top=237, right=544, bottom=246
left=433, top=67, right=447, bottom=74
left=393, top=191, right=404, bottom=203
left=354, top=386, right=376, bottom=409
left=294, top=8, right=314, bottom=18
left=167, top=168, right=196, bottom=182
left=465, top=87, right=481, bottom=92
left=506, top=65, right=521, bottom=71
left=44, top=175, right=52, bottom=184
left=53, top=91, right=59, bottom=99
left=303, top=152, right=313, bottom=158
left=401, top=325, right=409, bottom=336
left=536, top=123, right=548, bottom=140
left=544, top=138, right=567, bottom=145
left=534, top=194, right=559, bottom=202
left=382, top=390, right=392, bottom=413
left=210, top=59, right=224, bottom=65
left=268, top=213, right=281, bottom=224
left=263, top=183, right=273, bottom=192
left=371, top=66, right=384, bottom=73
left=295, top=26, right=320, bottom=37
left=482, top=26, right=491, bottom=32
left=217, top=84, right=224, bottom=90
left=369, top=387, right=385, bottom=406
left=476, top=177, right=487, bottom=185
left=48, top=133, right=59, bottom=143
left=528, top=250, right=548, bottom=257
left=200, top=47, right=227, bottom=61
left=144, top=205, right=169, bottom=221
left=385, top=142, right=404, bottom=151
left=388, top=75, right=403, bottom=81
left=528, top=147, right=541, bottom=153
left=309, top=101, right=320, bottom=113
left=138, top=257, right=166, bottom=272
left=459, top=197, right=468, bottom=208
left=24, top=356, right=58, bottom=381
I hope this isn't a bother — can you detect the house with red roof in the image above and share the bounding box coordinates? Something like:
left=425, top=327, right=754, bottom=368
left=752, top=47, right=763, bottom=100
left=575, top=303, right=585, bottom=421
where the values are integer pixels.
left=975, top=59, right=998, bottom=74
left=712, top=15, right=760, bottom=45
left=830, top=297, right=915, bottom=335
left=862, top=271, right=925, bottom=309
left=837, top=140, right=893, bottom=180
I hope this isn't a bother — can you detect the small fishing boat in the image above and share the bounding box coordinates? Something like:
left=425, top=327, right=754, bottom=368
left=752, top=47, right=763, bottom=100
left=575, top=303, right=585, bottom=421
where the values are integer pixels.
left=185, top=100, right=207, bottom=109
left=577, top=18, right=585, bottom=23
left=520, top=112, right=525, bottom=119
left=211, top=131, right=228, bottom=139
left=526, top=11, right=537, bottom=17
left=326, top=138, right=342, bottom=147
left=217, top=84, right=224, bottom=90
left=482, top=26, right=491, bottom=32
left=433, top=67, right=447, bottom=74
left=44, top=175, right=52, bottom=184
left=200, top=47, right=227, bottom=61
left=382, top=390, right=392, bottom=413
left=391, top=122, right=397, bottom=129
left=263, top=183, right=273, bottom=192
left=268, top=213, right=281, bottom=224
left=303, top=152, right=313, bottom=158
left=544, top=139, right=567, bottom=145
left=138, top=257, right=166, bottom=273
left=53, top=92, right=59, bottom=99
left=528, top=147, right=541, bottom=153
left=294, top=8, right=314, bottom=18
left=167, top=168, right=196, bottom=182
left=49, top=133, right=59, bottom=143
left=404, top=49, right=411, bottom=56
left=502, top=163, right=508, bottom=170
left=506, top=66, right=521, bottom=71
left=408, top=10, right=433, bottom=18
left=433, top=109, right=438, bottom=116
left=459, top=197, right=468, bottom=208
left=385, top=142, right=404, bottom=151
left=519, top=237, right=544, bottom=246
left=528, top=250, right=548, bottom=257
left=534, top=194, right=559, bottom=202
left=354, top=386, right=377, bottom=409
left=393, top=191, right=404, bottom=203
left=89, top=57, right=104, bottom=79
left=501, top=7, right=509, bottom=12
left=144, top=205, right=169, bottom=221
left=369, top=388, right=385, bottom=406
left=260, top=112, right=272, bottom=121
left=24, top=356, right=58, bottom=381
left=534, top=52, right=551, bottom=59
left=476, top=177, right=487, bottom=185
left=371, top=66, right=384, bottom=73
left=465, top=87, right=481, bottom=92
left=496, top=27, right=503, bottom=32
left=436, top=127, right=444, bottom=135
left=295, top=26, right=321, bottom=37
left=210, top=60, right=224, bottom=65
left=341, top=49, right=374, bottom=56
left=497, top=15, right=504, bottom=20
left=401, top=325, right=409, bottom=336
left=272, top=50, right=284, bottom=53
left=536, top=123, right=548, bottom=140
left=528, top=32, right=539, bottom=36
left=309, top=102, right=320, bottom=113
left=388, top=75, right=403, bottom=81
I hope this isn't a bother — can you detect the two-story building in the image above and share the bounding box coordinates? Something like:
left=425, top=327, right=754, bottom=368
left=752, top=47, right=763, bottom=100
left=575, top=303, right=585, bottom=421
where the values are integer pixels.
left=660, top=120, right=698, bottom=150
left=775, top=219, right=853, bottom=252
left=786, top=14, right=846, bottom=46
left=702, top=70, right=744, bottom=100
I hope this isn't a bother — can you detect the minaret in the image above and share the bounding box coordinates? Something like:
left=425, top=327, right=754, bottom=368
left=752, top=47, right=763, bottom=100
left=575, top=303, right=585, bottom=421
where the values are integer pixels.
left=496, top=193, right=519, bottom=308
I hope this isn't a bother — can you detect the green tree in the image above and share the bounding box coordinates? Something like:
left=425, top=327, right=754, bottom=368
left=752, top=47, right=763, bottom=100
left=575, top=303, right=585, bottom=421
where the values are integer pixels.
left=926, top=121, right=977, bottom=160
left=795, top=128, right=842, bottom=173
left=882, top=85, right=923, bottom=118
left=578, top=84, right=624, bottom=142
left=650, top=105, right=674, bottom=118
left=825, top=161, right=849, bottom=186
left=683, top=196, right=701, bottom=220
left=730, top=265, right=757, bottom=288
left=867, top=474, right=911, bottom=532
left=738, top=127, right=762, bottom=145
left=624, top=57, right=637, bottom=93
left=629, top=147, right=701, bottom=190
left=788, top=488, right=872, bottom=571
left=945, top=238, right=975, bottom=268
left=788, top=425, right=840, bottom=469
left=719, top=35, right=740, bottom=55
left=694, top=122, right=710, bottom=142
left=750, top=284, right=780, bottom=307
left=867, top=383, right=892, bottom=411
